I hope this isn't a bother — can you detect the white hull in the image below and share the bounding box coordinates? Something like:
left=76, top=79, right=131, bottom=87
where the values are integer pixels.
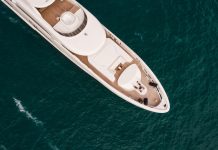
left=2, top=0, right=170, bottom=113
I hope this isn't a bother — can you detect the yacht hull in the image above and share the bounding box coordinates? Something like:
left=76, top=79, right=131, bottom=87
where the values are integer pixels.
left=2, top=0, right=170, bottom=113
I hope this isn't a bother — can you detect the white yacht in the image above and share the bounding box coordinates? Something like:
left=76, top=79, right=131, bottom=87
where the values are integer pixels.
left=2, top=0, right=170, bottom=113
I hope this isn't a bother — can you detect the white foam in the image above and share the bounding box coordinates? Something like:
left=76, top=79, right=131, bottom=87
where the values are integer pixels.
left=8, top=17, right=19, bottom=24
left=48, top=141, right=60, bottom=150
left=13, top=97, right=60, bottom=150
left=0, top=145, right=7, bottom=150
left=134, top=32, right=144, bottom=41
left=13, top=97, right=43, bottom=126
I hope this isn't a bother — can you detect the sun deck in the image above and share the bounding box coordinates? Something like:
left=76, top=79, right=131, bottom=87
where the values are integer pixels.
left=38, top=0, right=80, bottom=27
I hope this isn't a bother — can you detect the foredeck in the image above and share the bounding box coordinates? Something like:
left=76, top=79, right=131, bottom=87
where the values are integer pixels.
left=72, top=35, right=161, bottom=108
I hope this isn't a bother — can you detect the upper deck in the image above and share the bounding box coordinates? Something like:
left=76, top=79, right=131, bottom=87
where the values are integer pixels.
left=37, top=0, right=87, bottom=36
left=25, top=0, right=106, bottom=56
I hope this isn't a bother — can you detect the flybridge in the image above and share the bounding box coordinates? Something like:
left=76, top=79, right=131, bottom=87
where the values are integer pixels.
left=13, top=0, right=106, bottom=55
left=37, top=0, right=87, bottom=36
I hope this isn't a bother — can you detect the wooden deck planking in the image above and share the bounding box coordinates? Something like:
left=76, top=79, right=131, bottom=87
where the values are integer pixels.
left=38, top=0, right=80, bottom=26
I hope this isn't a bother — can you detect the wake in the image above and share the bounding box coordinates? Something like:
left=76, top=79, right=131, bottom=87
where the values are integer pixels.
left=13, top=97, right=43, bottom=126
left=8, top=16, right=19, bottom=24
left=13, top=97, right=60, bottom=150
left=0, top=145, right=7, bottom=150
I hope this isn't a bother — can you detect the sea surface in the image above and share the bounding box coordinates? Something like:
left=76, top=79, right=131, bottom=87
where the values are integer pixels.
left=0, top=0, right=218, bottom=149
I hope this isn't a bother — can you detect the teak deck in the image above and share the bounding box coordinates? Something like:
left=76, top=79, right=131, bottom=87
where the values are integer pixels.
left=38, top=0, right=80, bottom=26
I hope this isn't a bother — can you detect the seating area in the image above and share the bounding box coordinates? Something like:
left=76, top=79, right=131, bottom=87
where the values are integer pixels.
left=118, top=64, right=146, bottom=95
left=88, top=38, right=133, bottom=82
left=74, top=36, right=162, bottom=107
left=38, top=0, right=80, bottom=26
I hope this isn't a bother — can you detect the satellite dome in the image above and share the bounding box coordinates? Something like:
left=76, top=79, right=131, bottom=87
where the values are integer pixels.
left=60, top=12, right=76, bottom=25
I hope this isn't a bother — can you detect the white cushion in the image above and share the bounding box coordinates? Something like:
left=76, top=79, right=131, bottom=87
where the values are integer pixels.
left=118, top=64, right=141, bottom=91
left=88, top=39, right=132, bottom=81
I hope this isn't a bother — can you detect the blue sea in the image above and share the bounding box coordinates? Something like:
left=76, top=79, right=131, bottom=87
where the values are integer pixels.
left=0, top=0, right=218, bottom=149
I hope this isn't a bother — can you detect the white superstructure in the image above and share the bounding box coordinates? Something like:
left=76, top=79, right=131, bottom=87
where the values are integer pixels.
left=2, top=0, right=170, bottom=113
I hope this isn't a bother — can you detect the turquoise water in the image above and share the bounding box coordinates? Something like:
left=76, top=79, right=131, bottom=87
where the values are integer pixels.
left=0, top=0, right=218, bottom=149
